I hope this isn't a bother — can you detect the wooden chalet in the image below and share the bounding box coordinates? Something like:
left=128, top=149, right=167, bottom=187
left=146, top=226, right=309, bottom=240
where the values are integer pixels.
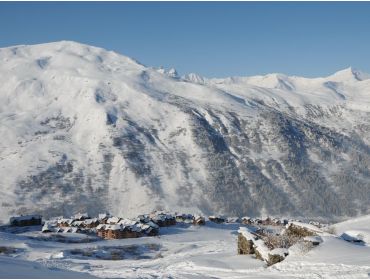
left=208, top=215, right=225, bottom=224
left=193, top=215, right=206, bottom=225
left=72, top=213, right=90, bottom=221
left=10, top=214, right=42, bottom=227
left=96, top=224, right=141, bottom=239
left=82, top=218, right=99, bottom=228
left=150, top=212, right=176, bottom=227
left=98, top=213, right=112, bottom=224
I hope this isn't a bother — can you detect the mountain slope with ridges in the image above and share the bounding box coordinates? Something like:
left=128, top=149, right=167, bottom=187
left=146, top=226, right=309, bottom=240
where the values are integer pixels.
left=1, top=41, right=370, bottom=223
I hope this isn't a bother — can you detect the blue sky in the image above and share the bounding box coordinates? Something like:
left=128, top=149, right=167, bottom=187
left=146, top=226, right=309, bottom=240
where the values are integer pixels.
left=1, top=2, right=370, bottom=78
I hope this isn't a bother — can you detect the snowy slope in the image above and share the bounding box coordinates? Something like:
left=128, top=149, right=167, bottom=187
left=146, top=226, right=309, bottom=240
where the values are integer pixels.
left=0, top=256, right=95, bottom=279
left=1, top=41, right=370, bottom=222
left=1, top=220, right=370, bottom=278
left=333, top=214, right=370, bottom=244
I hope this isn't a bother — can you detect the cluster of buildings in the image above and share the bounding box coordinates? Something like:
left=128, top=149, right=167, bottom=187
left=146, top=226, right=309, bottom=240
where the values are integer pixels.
left=39, top=211, right=208, bottom=239
left=8, top=212, right=326, bottom=241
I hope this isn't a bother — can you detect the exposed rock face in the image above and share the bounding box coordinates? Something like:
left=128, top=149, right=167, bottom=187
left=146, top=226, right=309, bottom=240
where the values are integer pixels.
left=267, top=249, right=289, bottom=266
left=237, top=233, right=255, bottom=255
left=285, top=223, right=320, bottom=238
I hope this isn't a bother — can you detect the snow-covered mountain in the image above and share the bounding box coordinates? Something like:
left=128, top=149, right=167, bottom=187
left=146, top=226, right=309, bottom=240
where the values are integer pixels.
left=1, top=41, right=370, bottom=223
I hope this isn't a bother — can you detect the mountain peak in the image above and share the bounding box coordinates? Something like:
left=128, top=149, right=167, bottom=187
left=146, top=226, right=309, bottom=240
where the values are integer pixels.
left=182, top=73, right=206, bottom=84
left=329, top=67, right=370, bottom=82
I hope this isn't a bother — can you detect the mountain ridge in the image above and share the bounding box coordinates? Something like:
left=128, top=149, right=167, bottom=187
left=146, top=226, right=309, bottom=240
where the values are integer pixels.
left=1, top=41, right=370, bottom=223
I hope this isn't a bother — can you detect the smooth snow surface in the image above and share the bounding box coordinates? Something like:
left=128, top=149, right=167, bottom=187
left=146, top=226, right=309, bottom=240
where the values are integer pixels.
left=0, top=256, right=95, bottom=278
left=334, top=214, right=370, bottom=244
left=1, top=220, right=370, bottom=278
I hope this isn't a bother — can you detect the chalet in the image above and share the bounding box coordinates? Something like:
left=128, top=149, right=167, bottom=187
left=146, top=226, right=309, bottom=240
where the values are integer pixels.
left=63, top=227, right=81, bottom=234
left=150, top=213, right=176, bottom=227
left=271, top=218, right=282, bottom=226
left=41, top=223, right=53, bottom=233
left=252, top=218, right=262, bottom=225
left=55, top=227, right=64, bottom=233
left=137, top=214, right=151, bottom=224
left=71, top=220, right=84, bottom=228
left=83, top=218, right=99, bottom=228
left=208, top=215, right=225, bottom=224
left=97, top=224, right=141, bottom=239
left=193, top=215, right=206, bottom=225
left=226, top=217, right=241, bottom=223
left=98, top=213, right=111, bottom=224
left=72, top=213, right=90, bottom=221
left=63, top=227, right=72, bottom=233
left=57, top=218, right=74, bottom=227
left=107, top=216, right=121, bottom=224
left=142, top=221, right=159, bottom=236
left=261, top=217, right=272, bottom=226
left=96, top=224, right=107, bottom=237
left=10, top=214, right=42, bottom=227
left=175, top=214, right=194, bottom=223
left=241, top=216, right=252, bottom=225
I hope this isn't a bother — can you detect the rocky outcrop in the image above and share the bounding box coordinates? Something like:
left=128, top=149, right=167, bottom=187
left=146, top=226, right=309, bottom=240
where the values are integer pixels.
left=238, top=227, right=288, bottom=266
left=237, top=233, right=255, bottom=254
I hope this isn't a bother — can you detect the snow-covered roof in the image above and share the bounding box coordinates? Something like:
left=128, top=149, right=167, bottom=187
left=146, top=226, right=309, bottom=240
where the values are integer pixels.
left=42, top=224, right=52, bottom=232
left=106, top=224, right=121, bottom=231
left=72, top=212, right=89, bottom=220
left=96, top=224, right=106, bottom=230
left=147, top=221, right=159, bottom=229
left=71, top=227, right=79, bottom=233
left=72, top=221, right=84, bottom=226
left=118, top=218, right=136, bottom=226
left=58, top=218, right=74, bottom=224
left=130, top=224, right=142, bottom=232
left=83, top=218, right=98, bottom=225
left=43, top=220, right=58, bottom=227
left=107, top=217, right=120, bottom=224
left=226, top=217, right=240, bottom=223
left=98, top=213, right=111, bottom=219
left=63, top=227, right=71, bottom=233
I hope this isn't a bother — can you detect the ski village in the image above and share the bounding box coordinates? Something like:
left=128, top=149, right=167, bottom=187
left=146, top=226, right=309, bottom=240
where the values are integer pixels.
left=2, top=210, right=370, bottom=278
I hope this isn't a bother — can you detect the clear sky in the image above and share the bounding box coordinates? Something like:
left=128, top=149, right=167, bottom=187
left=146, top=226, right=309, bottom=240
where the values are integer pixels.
left=1, top=2, right=370, bottom=78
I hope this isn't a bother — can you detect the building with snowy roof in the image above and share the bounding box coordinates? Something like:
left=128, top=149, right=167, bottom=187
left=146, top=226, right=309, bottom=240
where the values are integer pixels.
left=9, top=214, right=42, bottom=227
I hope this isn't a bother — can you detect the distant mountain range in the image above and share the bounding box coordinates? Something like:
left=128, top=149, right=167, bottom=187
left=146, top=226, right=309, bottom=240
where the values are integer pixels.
left=1, top=41, right=370, bottom=223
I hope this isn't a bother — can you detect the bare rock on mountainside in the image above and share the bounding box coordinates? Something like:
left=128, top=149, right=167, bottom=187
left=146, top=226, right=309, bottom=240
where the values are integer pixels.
left=1, top=41, right=370, bottom=222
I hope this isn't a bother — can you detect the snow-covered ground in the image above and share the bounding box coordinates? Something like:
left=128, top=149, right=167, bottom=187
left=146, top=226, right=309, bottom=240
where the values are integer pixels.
left=1, top=219, right=370, bottom=278
left=333, top=214, right=370, bottom=244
